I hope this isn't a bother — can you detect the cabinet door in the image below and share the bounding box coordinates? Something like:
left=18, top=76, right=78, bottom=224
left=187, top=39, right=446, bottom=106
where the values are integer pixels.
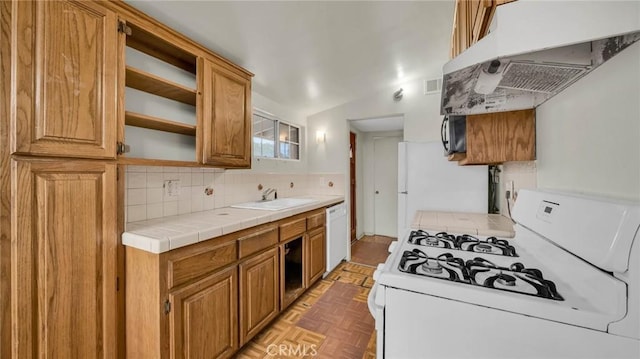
left=170, top=266, right=238, bottom=359
left=306, top=227, right=326, bottom=286
left=199, top=58, right=252, bottom=168
left=239, top=248, right=279, bottom=345
left=12, top=160, right=118, bottom=358
left=465, top=109, right=536, bottom=164
left=12, top=0, right=119, bottom=158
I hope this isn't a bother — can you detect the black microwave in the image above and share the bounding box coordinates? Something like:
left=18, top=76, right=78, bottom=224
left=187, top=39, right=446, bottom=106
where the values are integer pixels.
left=440, top=115, right=466, bottom=155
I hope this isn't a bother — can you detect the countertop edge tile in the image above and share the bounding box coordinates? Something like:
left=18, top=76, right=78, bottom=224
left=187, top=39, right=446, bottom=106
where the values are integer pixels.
left=123, top=195, right=344, bottom=254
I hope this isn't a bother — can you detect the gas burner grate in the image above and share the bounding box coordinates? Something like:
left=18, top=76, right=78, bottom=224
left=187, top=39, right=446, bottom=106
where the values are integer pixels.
left=407, top=230, right=518, bottom=257
left=397, top=249, right=563, bottom=301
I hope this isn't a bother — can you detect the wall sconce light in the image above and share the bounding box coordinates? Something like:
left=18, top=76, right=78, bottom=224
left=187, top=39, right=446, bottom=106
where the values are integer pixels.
left=393, top=88, right=403, bottom=101
left=315, top=131, right=326, bottom=144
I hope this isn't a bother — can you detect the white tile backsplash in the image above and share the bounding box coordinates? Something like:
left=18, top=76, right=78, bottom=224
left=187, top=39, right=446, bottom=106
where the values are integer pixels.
left=147, top=203, right=164, bottom=219
left=125, top=166, right=345, bottom=223
left=127, top=172, right=146, bottom=188
left=127, top=188, right=146, bottom=206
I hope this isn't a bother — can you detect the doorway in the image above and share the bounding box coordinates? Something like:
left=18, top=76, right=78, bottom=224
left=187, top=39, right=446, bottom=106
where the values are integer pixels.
left=373, top=136, right=401, bottom=237
left=349, top=132, right=357, bottom=242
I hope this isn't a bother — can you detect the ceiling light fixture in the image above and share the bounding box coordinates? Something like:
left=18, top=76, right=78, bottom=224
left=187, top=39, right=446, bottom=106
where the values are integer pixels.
left=393, top=88, right=403, bottom=101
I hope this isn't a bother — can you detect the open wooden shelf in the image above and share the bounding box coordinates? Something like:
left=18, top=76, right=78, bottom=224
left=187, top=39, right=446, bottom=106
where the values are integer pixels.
left=125, top=111, right=196, bottom=136
left=127, top=23, right=197, bottom=74
left=125, top=66, right=197, bottom=106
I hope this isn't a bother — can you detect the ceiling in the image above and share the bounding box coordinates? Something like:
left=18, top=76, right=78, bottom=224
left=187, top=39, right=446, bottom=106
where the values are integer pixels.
left=125, top=1, right=455, bottom=117
left=350, top=115, right=404, bottom=132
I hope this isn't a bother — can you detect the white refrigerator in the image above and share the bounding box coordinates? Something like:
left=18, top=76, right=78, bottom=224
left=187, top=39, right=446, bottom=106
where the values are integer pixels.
left=397, top=141, right=488, bottom=237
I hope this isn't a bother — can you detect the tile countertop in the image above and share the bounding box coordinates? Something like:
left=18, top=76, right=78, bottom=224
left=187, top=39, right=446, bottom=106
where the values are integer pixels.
left=123, top=195, right=344, bottom=254
left=411, top=211, right=515, bottom=238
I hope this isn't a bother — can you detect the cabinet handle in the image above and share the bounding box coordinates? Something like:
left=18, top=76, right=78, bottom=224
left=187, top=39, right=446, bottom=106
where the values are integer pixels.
left=116, top=142, right=130, bottom=155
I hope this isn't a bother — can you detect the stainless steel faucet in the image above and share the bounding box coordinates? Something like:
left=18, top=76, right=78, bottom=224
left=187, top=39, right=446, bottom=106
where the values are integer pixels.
left=261, top=188, right=277, bottom=201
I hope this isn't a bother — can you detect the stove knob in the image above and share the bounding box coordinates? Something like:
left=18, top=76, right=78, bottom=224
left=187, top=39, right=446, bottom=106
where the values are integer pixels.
left=373, top=264, right=385, bottom=281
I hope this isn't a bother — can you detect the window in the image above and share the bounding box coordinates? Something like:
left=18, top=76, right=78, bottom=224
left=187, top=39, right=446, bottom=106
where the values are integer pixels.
left=253, top=111, right=300, bottom=160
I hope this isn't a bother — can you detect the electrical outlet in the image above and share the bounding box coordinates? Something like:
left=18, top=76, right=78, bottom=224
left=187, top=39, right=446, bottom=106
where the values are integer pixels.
left=319, top=177, right=325, bottom=186
left=164, top=180, right=180, bottom=197
left=506, top=180, right=515, bottom=195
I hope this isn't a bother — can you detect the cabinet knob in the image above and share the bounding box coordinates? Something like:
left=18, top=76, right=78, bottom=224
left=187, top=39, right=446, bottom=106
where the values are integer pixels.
left=116, top=142, right=130, bottom=155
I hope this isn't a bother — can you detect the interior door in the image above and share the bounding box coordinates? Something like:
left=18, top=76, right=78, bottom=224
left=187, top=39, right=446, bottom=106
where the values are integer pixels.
left=373, top=136, right=401, bottom=237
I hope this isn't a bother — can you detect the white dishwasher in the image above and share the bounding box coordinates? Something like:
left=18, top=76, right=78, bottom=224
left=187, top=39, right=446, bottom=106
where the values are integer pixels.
left=325, top=202, right=347, bottom=273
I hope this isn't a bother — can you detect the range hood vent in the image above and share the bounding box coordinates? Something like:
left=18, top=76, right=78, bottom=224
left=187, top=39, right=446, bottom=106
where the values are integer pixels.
left=499, top=62, right=588, bottom=94
left=441, top=1, right=640, bottom=116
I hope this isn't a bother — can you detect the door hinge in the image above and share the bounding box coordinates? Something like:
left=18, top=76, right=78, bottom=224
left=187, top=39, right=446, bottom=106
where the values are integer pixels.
left=118, top=21, right=132, bottom=36
left=116, top=142, right=130, bottom=155
left=164, top=300, right=171, bottom=314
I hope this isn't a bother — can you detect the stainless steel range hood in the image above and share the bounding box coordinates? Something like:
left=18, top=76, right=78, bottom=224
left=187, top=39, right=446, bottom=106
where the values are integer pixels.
left=441, top=0, right=640, bottom=116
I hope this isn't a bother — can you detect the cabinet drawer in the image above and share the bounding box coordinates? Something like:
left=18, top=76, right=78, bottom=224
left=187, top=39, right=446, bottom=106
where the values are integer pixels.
left=307, top=211, right=325, bottom=230
left=167, top=239, right=237, bottom=289
left=279, top=217, right=306, bottom=242
left=238, top=225, right=278, bottom=259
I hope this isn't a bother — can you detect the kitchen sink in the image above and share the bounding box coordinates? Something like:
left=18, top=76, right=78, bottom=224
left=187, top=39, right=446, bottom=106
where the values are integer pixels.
left=230, top=198, right=317, bottom=211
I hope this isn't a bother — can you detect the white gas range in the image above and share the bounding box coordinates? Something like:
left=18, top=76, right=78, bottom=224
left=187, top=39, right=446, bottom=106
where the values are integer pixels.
left=368, top=189, right=640, bottom=358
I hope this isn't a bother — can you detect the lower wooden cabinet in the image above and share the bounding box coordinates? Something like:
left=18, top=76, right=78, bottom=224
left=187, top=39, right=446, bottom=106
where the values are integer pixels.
left=12, top=159, right=118, bottom=358
left=306, top=227, right=326, bottom=286
left=169, top=266, right=238, bottom=359
left=125, top=206, right=335, bottom=358
left=239, top=248, right=279, bottom=345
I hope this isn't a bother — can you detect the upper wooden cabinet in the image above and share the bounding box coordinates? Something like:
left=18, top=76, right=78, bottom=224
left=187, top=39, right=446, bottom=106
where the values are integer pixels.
left=12, top=0, right=119, bottom=159
left=454, top=109, right=535, bottom=165
left=199, top=58, right=252, bottom=168
left=12, top=159, right=118, bottom=358
left=450, top=0, right=516, bottom=58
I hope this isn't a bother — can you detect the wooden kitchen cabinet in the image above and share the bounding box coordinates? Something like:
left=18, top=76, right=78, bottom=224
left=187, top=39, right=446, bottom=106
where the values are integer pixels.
left=126, top=233, right=237, bottom=359
left=306, top=227, right=326, bottom=286
left=169, top=266, right=238, bottom=359
left=125, top=205, right=336, bottom=358
left=12, top=159, right=118, bottom=358
left=458, top=109, right=536, bottom=165
left=239, top=248, right=280, bottom=345
left=12, top=0, right=119, bottom=159
left=450, top=0, right=516, bottom=58
left=199, top=58, right=252, bottom=168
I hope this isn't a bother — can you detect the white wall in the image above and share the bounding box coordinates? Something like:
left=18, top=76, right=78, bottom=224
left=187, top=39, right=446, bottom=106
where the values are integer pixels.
left=536, top=41, right=640, bottom=201
left=359, top=131, right=403, bottom=235
left=307, top=77, right=444, bottom=238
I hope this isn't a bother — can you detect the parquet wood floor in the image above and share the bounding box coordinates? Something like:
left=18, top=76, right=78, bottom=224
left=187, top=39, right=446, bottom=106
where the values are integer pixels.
left=350, top=235, right=395, bottom=267
left=236, top=262, right=380, bottom=358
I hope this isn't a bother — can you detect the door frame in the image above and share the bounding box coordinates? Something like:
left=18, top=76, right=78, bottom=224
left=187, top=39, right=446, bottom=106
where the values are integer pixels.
left=349, top=131, right=357, bottom=242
